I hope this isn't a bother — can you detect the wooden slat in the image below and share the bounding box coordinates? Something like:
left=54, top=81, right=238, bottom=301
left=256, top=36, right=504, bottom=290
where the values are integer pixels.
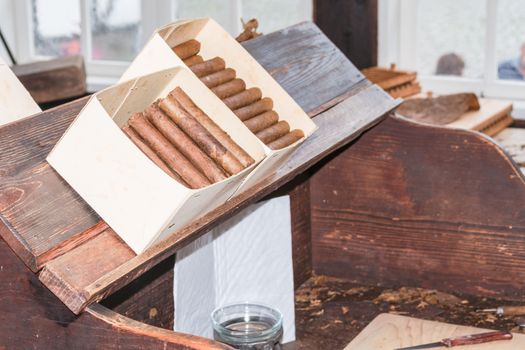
left=39, top=84, right=398, bottom=313
left=311, top=115, right=525, bottom=299
left=0, top=22, right=362, bottom=272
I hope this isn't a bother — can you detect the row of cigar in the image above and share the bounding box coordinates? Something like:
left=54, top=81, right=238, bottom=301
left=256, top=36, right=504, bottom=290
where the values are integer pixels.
left=122, top=87, right=255, bottom=189
left=172, top=39, right=305, bottom=150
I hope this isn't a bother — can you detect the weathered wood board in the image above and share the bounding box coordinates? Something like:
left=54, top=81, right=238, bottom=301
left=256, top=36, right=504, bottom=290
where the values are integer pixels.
left=345, top=314, right=524, bottom=350
left=494, top=127, right=525, bottom=167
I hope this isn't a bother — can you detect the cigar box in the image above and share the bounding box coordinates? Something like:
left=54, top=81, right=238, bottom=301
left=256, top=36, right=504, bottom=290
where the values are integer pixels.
left=0, top=56, right=41, bottom=126
left=47, top=67, right=266, bottom=254
left=121, top=17, right=317, bottom=193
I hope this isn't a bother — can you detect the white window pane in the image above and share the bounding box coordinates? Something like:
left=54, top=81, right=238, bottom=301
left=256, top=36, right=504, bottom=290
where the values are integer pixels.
left=91, top=0, right=141, bottom=61
left=496, top=0, right=525, bottom=81
left=416, top=0, right=486, bottom=79
left=32, top=0, right=81, bottom=57
left=175, top=0, right=232, bottom=33
left=242, top=0, right=312, bottom=34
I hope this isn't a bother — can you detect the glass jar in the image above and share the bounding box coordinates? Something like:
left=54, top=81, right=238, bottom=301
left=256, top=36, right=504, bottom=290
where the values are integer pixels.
left=211, top=303, right=283, bottom=350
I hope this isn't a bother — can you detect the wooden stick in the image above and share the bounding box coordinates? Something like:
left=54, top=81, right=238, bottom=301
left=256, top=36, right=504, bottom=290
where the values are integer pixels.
left=267, top=129, right=305, bottom=150
left=243, top=110, right=279, bottom=133
left=128, top=112, right=211, bottom=189
left=211, top=78, right=246, bottom=99
left=183, top=55, right=204, bottom=66
left=189, top=57, right=226, bottom=78
left=159, top=96, right=246, bottom=175
left=144, top=104, right=227, bottom=183
left=121, top=124, right=185, bottom=184
left=255, top=120, right=290, bottom=144
left=223, top=88, right=262, bottom=110
left=172, top=39, right=201, bottom=60
left=233, top=97, right=274, bottom=121
left=170, top=87, right=255, bottom=168
left=200, top=68, right=236, bottom=88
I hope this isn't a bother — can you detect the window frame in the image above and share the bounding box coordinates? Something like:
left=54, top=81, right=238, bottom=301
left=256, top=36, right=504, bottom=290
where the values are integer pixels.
left=378, top=0, right=525, bottom=105
left=9, top=0, right=254, bottom=90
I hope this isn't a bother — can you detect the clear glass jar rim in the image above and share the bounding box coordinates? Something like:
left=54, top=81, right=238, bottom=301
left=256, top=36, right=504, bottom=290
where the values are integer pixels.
left=211, top=302, right=283, bottom=343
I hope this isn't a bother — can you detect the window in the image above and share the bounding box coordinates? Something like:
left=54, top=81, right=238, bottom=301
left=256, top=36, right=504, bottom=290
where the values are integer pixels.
left=4, top=0, right=312, bottom=90
left=378, top=0, right=525, bottom=103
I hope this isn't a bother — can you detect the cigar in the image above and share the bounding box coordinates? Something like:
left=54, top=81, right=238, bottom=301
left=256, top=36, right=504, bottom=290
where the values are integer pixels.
left=255, top=120, right=290, bottom=144
left=122, top=124, right=185, bottom=184
left=170, top=87, right=255, bottom=168
left=200, top=68, right=236, bottom=88
left=190, top=57, right=226, bottom=78
left=159, top=96, right=246, bottom=175
left=233, top=97, right=274, bottom=121
left=128, top=112, right=211, bottom=189
left=223, top=88, right=262, bottom=110
left=243, top=111, right=279, bottom=133
left=183, top=55, right=204, bottom=66
left=211, top=79, right=246, bottom=99
left=144, top=104, right=227, bottom=183
left=172, top=39, right=201, bottom=60
left=267, top=129, right=305, bottom=150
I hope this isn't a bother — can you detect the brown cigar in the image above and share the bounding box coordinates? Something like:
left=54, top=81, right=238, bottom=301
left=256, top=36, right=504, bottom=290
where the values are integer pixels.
left=200, top=68, right=236, bottom=88
left=170, top=87, right=255, bottom=168
left=159, top=97, right=245, bottom=175
left=190, top=57, right=226, bottom=78
left=243, top=111, right=279, bottom=133
left=211, top=79, right=246, bottom=99
left=267, top=129, right=305, bottom=150
left=223, top=88, right=262, bottom=110
left=122, top=124, right=185, bottom=184
left=233, top=97, right=274, bottom=121
left=144, top=104, right=227, bottom=183
left=172, top=39, right=201, bottom=60
left=255, top=120, right=290, bottom=144
left=128, top=112, right=210, bottom=189
left=183, top=55, right=204, bottom=66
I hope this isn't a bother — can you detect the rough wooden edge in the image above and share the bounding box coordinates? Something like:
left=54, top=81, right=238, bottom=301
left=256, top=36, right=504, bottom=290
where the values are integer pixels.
left=87, top=303, right=233, bottom=350
left=38, top=84, right=398, bottom=314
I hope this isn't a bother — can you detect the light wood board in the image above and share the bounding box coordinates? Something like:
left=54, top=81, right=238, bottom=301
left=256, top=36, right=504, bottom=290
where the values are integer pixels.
left=345, top=314, right=524, bottom=350
left=494, top=127, right=525, bottom=167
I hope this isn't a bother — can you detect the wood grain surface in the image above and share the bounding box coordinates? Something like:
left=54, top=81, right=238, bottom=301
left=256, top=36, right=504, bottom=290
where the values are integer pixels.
left=0, top=21, right=364, bottom=273
left=345, top=314, right=523, bottom=350
left=0, top=234, right=231, bottom=349
left=494, top=127, right=525, bottom=167
left=311, top=115, right=525, bottom=299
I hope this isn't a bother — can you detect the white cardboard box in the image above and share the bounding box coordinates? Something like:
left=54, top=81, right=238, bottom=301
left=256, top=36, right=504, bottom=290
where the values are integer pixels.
left=121, top=18, right=317, bottom=192
left=47, top=67, right=266, bottom=253
left=0, top=56, right=41, bottom=126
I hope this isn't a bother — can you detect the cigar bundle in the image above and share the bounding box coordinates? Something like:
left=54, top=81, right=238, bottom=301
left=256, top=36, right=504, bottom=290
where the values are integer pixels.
left=172, top=40, right=305, bottom=150
left=121, top=87, right=254, bottom=189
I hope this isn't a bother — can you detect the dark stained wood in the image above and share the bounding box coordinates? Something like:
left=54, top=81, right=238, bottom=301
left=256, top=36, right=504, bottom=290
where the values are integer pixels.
left=314, top=0, right=378, bottom=69
left=0, top=21, right=366, bottom=273
left=0, top=96, right=99, bottom=271
left=0, top=235, right=231, bottom=350
left=39, top=84, right=397, bottom=313
left=11, top=55, right=87, bottom=104
left=242, top=21, right=364, bottom=114
left=310, top=115, right=525, bottom=299
left=102, top=255, right=175, bottom=329
left=289, top=178, right=313, bottom=288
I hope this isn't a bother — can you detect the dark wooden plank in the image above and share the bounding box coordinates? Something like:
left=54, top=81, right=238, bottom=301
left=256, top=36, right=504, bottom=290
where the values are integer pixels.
left=0, top=96, right=99, bottom=271
left=11, top=55, right=87, bottom=104
left=0, top=21, right=365, bottom=272
left=314, top=0, right=378, bottom=69
left=242, top=21, right=364, bottom=114
left=39, top=84, right=397, bottom=313
left=0, top=235, right=231, bottom=350
left=102, top=255, right=175, bottom=329
left=310, top=115, right=525, bottom=299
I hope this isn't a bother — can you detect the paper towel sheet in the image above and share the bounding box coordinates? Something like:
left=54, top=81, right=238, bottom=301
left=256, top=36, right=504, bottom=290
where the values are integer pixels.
left=173, top=196, right=295, bottom=343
